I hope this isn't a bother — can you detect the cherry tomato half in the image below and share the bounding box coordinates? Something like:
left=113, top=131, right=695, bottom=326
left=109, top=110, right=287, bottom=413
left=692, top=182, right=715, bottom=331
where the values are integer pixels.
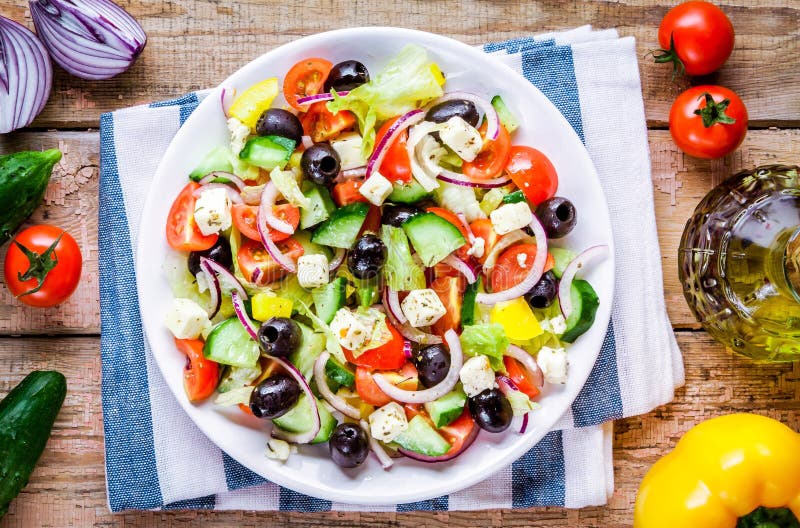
left=301, top=102, right=356, bottom=142
left=355, top=363, right=418, bottom=407
left=503, top=356, right=541, bottom=400
left=505, top=146, right=558, bottom=206
left=374, top=117, right=412, bottom=183
left=468, top=218, right=502, bottom=265
left=237, top=237, right=304, bottom=284
left=490, top=243, right=555, bottom=293
left=462, top=123, right=511, bottom=180
left=166, top=182, right=218, bottom=252
left=231, top=203, right=300, bottom=242
left=283, top=58, right=333, bottom=111
left=344, top=322, right=406, bottom=370
left=404, top=404, right=477, bottom=457
left=430, top=275, right=465, bottom=337
left=175, top=337, right=219, bottom=402
left=332, top=180, right=369, bottom=206
left=669, top=85, right=748, bottom=159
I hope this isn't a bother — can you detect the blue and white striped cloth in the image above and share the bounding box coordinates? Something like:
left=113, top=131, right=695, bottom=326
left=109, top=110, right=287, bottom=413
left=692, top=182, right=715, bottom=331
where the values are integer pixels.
left=99, top=26, right=682, bottom=512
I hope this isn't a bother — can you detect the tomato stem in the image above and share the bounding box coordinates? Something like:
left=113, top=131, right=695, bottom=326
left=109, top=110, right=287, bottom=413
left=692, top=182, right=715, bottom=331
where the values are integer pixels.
left=13, top=233, right=62, bottom=297
left=694, top=92, right=737, bottom=128
left=737, top=507, right=800, bottom=528
left=651, top=32, right=685, bottom=79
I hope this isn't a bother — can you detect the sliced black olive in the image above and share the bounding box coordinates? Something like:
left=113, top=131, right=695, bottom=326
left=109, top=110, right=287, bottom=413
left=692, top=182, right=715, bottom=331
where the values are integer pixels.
left=301, top=143, right=341, bottom=186
left=426, top=99, right=480, bottom=127
left=187, top=237, right=232, bottom=276
left=324, top=60, right=370, bottom=92
left=525, top=271, right=558, bottom=309
left=381, top=204, right=422, bottom=227
left=536, top=197, right=577, bottom=239
left=249, top=374, right=301, bottom=419
left=411, top=344, right=451, bottom=388
left=329, top=423, right=369, bottom=468
left=258, top=317, right=302, bottom=358
left=255, top=108, right=304, bottom=144
left=468, top=388, right=512, bottom=433
left=347, top=234, right=387, bottom=280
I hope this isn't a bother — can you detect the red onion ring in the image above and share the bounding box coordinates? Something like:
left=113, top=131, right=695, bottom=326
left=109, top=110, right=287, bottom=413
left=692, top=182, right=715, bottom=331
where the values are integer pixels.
left=496, top=374, right=536, bottom=435
left=231, top=290, right=259, bottom=342
left=341, top=166, right=367, bottom=179
left=220, top=86, right=235, bottom=119
left=519, top=413, right=529, bottom=434
left=295, top=91, right=350, bottom=106
left=258, top=229, right=297, bottom=273
left=456, top=213, right=476, bottom=245
left=503, top=345, right=544, bottom=389
left=476, top=215, right=547, bottom=305
left=193, top=183, right=243, bottom=205
left=258, top=182, right=294, bottom=234
left=427, top=91, right=500, bottom=141
left=359, top=419, right=394, bottom=470
left=383, top=287, right=407, bottom=324
left=442, top=255, right=477, bottom=284
left=200, top=257, right=248, bottom=301
left=366, top=109, right=425, bottom=180
left=241, top=184, right=264, bottom=206
left=398, top=416, right=479, bottom=463
left=482, top=231, right=532, bottom=272
left=372, top=329, right=462, bottom=403
left=437, top=171, right=511, bottom=189
left=558, top=245, right=610, bottom=318
left=199, top=171, right=246, bottom=192
left=328, top=248, right=346, bottom=273
left=384, top=305, right=442, bottom=345
left=301, top=135, right=314, bottom=149
left=199, top=267, right=221, bottom=318
left=314, top=351, right=361, bottom=419
left=270, top=356, right=321, bottom=444
left=402, top=340, right=413, bottom=359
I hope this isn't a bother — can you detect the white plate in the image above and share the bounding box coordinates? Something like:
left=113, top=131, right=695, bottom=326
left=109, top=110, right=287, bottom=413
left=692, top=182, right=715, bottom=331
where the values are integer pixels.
left=137, top=27, right=614, bottom=506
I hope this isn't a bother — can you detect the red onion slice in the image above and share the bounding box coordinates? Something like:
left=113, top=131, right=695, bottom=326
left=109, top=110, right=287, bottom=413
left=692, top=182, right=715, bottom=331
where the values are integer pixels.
left=558, top=245, right=610, bottom=318
left=384, top=305, right=442, bottom=345
left=295, top=91, right=350, bottom=106
left=366, top=109, right=425, bottom=180
left=301, top=135, right=314, bottom=149
left=231, top=290, right=259, bottom=342
left=372, top=329, right=462, bottom=403
left=437, top=170, right=511, bottom=189
left=200, top=267, right=221, bottom=318
left=482, top=231, right=531, bottom=272
left=200, top=257, right=248, bottom=301
left=241, top=184, right=265, bottom=206
left=476, top=215, right=548, bottom=305
left=496, top=373, right=536, bottom=435
left=503, top=345, right=544, bottom=389
left=402, top=339, right=413, bottom=359
left=519, top=413, right=529, bottom=434
left=329, top=248, right=346, bottom=273
left=383, top=287, right=407, bottom=324
left=193, top=183, right=243, bottom=205
left=270, top=356, right=321, bottom=444
left=428, top=91, right=500, bottom=141
left=199, top=171, right=246, bottom=192
left=359, top=419, right=394, bottom=470
left=442, top=255, right=477, bottom=284
left=220, top=86, right=235, bottom=119
left=456, top=213, right=476, bottom=245
left=259, top=230, right=297, bottom=273
left=258, top=182, right=294, bottom=235
left=314, top=351, right=361, bottom=420
left=341, top=166, right=367, bottom=179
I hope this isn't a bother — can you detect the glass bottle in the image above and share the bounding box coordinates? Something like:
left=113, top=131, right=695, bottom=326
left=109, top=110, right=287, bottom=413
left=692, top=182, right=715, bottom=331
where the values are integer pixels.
left=679, top=165, right=800, bottom=361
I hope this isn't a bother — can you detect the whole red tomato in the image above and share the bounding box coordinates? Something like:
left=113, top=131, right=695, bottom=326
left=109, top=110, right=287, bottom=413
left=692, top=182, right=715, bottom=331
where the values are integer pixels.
left=655, top=1, right=735, bottom=76
left=669, top=85, right=747, bottom=159
left=4, top=225, right=82, bottom=307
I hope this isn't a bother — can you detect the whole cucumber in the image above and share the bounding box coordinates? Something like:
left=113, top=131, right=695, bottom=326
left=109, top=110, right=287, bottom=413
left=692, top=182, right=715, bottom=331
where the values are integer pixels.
left=0, top=149, right=62, bottom=246
left=0, top=371, right=67, bottom=518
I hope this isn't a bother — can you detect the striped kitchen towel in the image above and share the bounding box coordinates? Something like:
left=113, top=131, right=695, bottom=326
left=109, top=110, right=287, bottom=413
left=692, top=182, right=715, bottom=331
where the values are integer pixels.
left=98, top=26, right=682, bottom=512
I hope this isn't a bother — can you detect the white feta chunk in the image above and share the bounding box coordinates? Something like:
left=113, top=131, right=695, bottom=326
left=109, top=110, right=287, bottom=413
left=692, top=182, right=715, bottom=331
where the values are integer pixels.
left=296, top=254, right=329, bottom=289
left=467, top=237, right=485, bottom=259
left=516, top=252, right=528, bottom=268
left=358, top=172, right=393, bottom=206
left=538, top=346, right=568, bottom=384
left=227, top=117, right=251, bottom=155
left=265, top=437, right=293, bottom=462
left=368, top=402, right=409, bottom=443
left=549, top=315, right=567, bottom=335
left=329, top=308, right=375, bottom=351
left=490, top=201, right=533, bottom=235
left=400, top=288, right=447, bottom=328
left=459, top=355, right=496, bottom=397
left=438, top=116, right=483, bottom=162
left=164, top=298, right=210, bottom=339
left=331, top=132, right=367, bottom=170
left=194, top=187, right=232, bottom=236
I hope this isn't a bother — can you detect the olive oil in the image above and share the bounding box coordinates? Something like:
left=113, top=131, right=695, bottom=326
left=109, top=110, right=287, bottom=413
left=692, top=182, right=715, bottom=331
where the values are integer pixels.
left=680, top=165, right=800, bottom=361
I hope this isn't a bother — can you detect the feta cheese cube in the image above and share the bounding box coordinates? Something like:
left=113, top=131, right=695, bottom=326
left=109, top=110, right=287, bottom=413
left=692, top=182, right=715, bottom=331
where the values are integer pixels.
left=537, top=346, right=568, bottom=384
left=265, top=437, right=293, bottom=461
left=400, top=288, right=447, bottom=328
left=549, top=315, right=567, bottom=335
left=490, top=201, right=533, bottom=235
left=459, top=355, right=496, bottom=397
left=329, top=308, right=375, bottom=351
left=438, top=116, right=483, bottom=162
left=331, top=132, right=367, bottom=170
left=227, top=117, right=251, bottom=155
left=369, top=402, right=409, bottom=442
left=296, top=254, right=329, bottom=289
left=194, top=187, right=232, bottom=236
left=467, top=237, right=485, bottom=259
left=164, top=298, right=210, bottom=339
left=358, top=172, right=393, bottom=206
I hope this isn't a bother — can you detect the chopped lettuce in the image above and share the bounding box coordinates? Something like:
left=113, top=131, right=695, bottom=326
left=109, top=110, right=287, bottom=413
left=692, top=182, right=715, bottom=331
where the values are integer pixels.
left=434, top=181, right=486, bottom=222
left=506, top=389, right=541, bottom=416
left=327, top=44, right=444, bottom=157
left=214, top=386, right=254, bottom=407
left=381, top=224, right=426, bottom=291
left=459, top=323, right=509, bottom=371
left=269, top=167, right=310, bottom=208
left=479, top=187, right=508, bottom=216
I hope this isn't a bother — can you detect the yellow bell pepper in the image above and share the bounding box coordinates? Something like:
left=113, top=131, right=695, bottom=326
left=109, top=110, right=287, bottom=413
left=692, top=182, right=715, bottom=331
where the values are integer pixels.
left=489, top=297, right=543, bottom=341
left=634, top=413, right=800, bottom=528
left=251, top=293, right=292, bottom=322
left=228, top=77, right=279, bottom=129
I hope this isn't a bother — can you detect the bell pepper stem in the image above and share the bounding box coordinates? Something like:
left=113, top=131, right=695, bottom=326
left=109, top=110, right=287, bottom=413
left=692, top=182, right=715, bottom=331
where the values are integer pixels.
left=737, top=507, right=800, bottom=528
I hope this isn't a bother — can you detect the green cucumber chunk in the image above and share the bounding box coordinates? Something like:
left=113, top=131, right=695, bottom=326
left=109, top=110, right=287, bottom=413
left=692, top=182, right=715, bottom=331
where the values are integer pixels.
left=394, top=415, right=451, bottom=456
left=502, top=190, right=526, bottom=204
left=289, top=322, right=325, bottom=380
left=217, top=365, right=261, bottom=393
left=355, top=277, right=379, bottom=307
left=189, top=145, right=235, bottom=181
left=325, top=356, right=355, bottom=388
left=239, top=136, right=295, bottom=170
left=401, top=212, right=466, bottom=267
left=549, top=247, right=577, bottom=279
left=460, top=279, right=479, bottom=327
left=387, top=179, right=430, bottom=204
left=272, top=394, right=337, bottom=444
left=312, top=277, right=347, bottom=324
left=491, top=95, right=520, bottom=133
left=203, top=318, right=260, bottom=368
left=424, top=388, right=467, bottom=428
left=300, top=182, right=336, bottom=229
left=561, top=279, right=600, bottom=343
left=311, top=202, right=369, bottom=248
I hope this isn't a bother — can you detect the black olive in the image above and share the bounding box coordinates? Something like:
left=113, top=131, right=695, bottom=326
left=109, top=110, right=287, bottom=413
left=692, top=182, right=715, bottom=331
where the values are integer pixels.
left=249, top=374, right=301, bottom=419
left=411, top=344, right=451, bottom=388
left=468, top=388, right=512, bottom=433
left=381, top=204, right=422, bottom=227
left=536, top=197, right=577, bottom=239
left=301, top=143, right=341, bottom=186
left=258, top=317, right=302, bottom=358
left=426, top=99, right=480, bottom=128
left=324, top=60, right=370, bottom=92
left=525, top=271, right=558, bottom=309
left=329, top=423, right=369, bottom=468
left=347, top=234, right=387, bottom=280
left=255, top=108, right=304, bottom=144
left=187, top=237, right=232, bottom=276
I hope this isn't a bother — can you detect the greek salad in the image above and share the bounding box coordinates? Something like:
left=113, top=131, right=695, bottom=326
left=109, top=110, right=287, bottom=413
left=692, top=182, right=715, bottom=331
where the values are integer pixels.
left=162, top=45, right=608, bottom=469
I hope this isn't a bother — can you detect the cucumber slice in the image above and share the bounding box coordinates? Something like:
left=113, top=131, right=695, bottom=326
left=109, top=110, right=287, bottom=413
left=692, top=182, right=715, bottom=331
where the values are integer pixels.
left=311, top=277, right=347, bottom=324
left=388, top=179, right=430, bottom=204
left=460, top=279, right=479, bottom=326
left=549, top=247, right=577, bottom=279
left=300, top=182, right=336, bottom=229
left=401, top=212, right=466, bottom=266
left=289, top=322, right=325, bottom=380
left=189, top=145, right=234, bottom=181
left=491, top=95, right=519, bottom=133
left=502, top=190, right=526, bottom=204
left=424, top=389, right=467, bottom=428
left=204, top=318, right=260, bottom=368
left=311, top=202, right=369, bottom=248
left=561, top=279, right=600, bottom=343
left=325, top=357, right=355, bottom=388
left=394, top=415, right=451, bottom=457
left=272, top=394, right=337, bottom=444
left=239, top=136, right=295, bottom=170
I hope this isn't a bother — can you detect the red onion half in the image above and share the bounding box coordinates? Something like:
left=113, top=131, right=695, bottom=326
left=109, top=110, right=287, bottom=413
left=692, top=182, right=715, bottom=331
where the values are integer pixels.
left=384, top=304, right=442, bottom=345
left=558, top=245, right=610, bottom=318
left=383, top=287, right=407, bottom=324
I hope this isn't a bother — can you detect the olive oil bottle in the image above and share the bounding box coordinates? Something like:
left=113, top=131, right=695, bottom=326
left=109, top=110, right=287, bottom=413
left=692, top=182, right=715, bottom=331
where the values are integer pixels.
left=680, top=165, right=800, bottom=361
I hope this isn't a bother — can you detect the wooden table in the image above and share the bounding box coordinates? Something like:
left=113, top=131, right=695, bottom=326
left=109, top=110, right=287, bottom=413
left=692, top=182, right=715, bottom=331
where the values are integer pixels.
left=1, top=1, right=798, bottom=526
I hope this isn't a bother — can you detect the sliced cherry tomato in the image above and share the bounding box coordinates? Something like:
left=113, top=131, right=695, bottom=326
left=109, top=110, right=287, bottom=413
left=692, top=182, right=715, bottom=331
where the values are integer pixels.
left=469, top=218, right=502, bottom=265
left=669, top=85, right=748, bottom=160
left=490, top=243, right=555, bottom=292
left=301, top=101, right=356, bottom=142
left=505, top=146, right=558, bottom=206
left=430, top=275, right=465, bottom=336
left=4, top=225, right=82, bottom=308
left=355, top=363, right=418, bottom=407
left=237, top=237, right=304, bottom=284
left=374, top=117, right=412, bottom=183
left=344, top=322, right=406, bottom=370
left=175, top=337, right=219, bottom=402
left=503, top=356, right=541, bottom=400
left=438, top=407, right=477, bottom=455
left=462, top=123, right=511, bottom=180
left=332, top=180, right=369, bottom=206
left=166, top=182, right=218, bottom=252
left=426, top=206, right=469, bottom=259
left=283, top=58, right=333, bottom=111
left=231, top=203, right=299, bottom=242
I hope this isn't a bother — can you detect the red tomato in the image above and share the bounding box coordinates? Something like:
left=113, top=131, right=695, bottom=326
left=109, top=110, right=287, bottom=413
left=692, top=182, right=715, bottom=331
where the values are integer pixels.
left=237, top=237, right=304, bottom=284
left=430, top=275, right=465, bottom=336
left=403, top=405, right=476, bottom=457
left=426, top=206, right=469, bottom=259
left=505, top=146, right=558, bottom=206
left=166, top=182, right=218, bottom=252
left=490, top=243, right=555, bottom=292
left=4, top=225, right=82, bottom=308
left=301, top=102, right=356, bottom=142
left=503, top=356, right=541, bottom=400
left=355, top=363, right=418, bottom=407
left=175, top=338, right=219, bottom=402
left=656, top=1, right=734, bottom=77
left=669, top=85, right=748, bottom=159
left=462, top=123, right=511, bottom=180
left=332, top=180, right=369, bottom=206
left=231, top=203, right=299, bottom=242
left=283, top=58, right=333, bottom=111
left=344, top=322, right=406, bottom=370
left=374, top=117, right=412, bottom=183
left=469, top=218, right=502, bottom=265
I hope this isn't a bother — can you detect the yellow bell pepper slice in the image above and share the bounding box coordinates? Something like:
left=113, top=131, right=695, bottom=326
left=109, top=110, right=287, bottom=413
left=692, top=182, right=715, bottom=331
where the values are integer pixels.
left=634, top=413, right=800, bottom=528
left=489, top=298, right=543, bottom=341
left=228, top=78, right=279, bottom=129
left=429, top=63, right=446, bottom=86
left=251, top=293, right=293, bottom=322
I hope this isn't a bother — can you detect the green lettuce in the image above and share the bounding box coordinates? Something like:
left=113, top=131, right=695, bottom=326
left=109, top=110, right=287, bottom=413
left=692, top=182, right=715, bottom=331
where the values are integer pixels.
left=459, top=323, right=509, bottom=371
left=381, top=224, right=426, bottom=291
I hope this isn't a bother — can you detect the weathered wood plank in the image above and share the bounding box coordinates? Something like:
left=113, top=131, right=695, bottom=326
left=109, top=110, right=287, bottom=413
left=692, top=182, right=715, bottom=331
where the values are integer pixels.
left=0, top=0, right=797, bottom=129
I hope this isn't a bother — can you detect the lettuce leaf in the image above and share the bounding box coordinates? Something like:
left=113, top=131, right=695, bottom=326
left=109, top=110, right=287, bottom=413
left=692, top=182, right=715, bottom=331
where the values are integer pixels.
left=381, top=224, right=426, bottom=291
left=459, top=323, right=509, bottom=371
